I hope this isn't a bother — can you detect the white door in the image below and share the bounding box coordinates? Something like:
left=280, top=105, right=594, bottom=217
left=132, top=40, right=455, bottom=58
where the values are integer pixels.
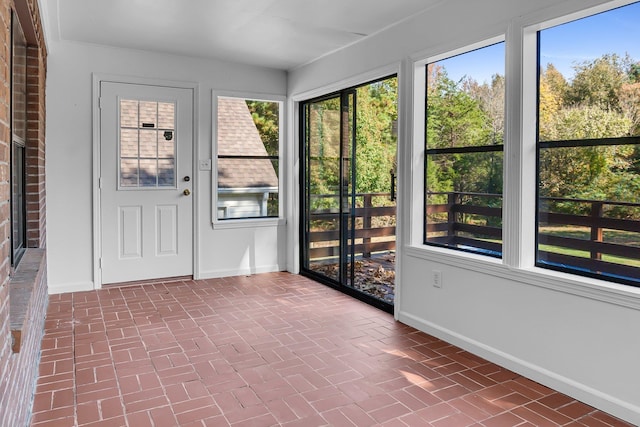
left=99, top=82, right=193, bottom=284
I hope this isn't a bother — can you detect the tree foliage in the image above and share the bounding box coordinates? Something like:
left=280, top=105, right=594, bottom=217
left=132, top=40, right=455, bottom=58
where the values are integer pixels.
left=304, top=78, right=398, bottom=210
left=426, top=66, right=503, bottom=197
left=423, top=51, right=640, bottom=219
left=246, top=100, right=279, bottom=157
left=306, top=98, right=341, bottom=208
left=539, top=64, right=568, bottom=140
left=355, top=78, right=397, bottom=195
left=538, top=55, right=640, bottom=206
left=564, top=54, right=629, bottom=110
left=298, top=51, right=640, bottom=219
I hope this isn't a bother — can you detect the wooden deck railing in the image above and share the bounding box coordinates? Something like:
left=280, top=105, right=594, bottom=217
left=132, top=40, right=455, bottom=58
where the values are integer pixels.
left=308, top=193, right=396, bottom=259
left=426, top=191, right=640, bottom=280
left=308, top=191, right=639, bottom=280
left=426, top=192, right=502, bottom=254
left=538, top=197, right=640, bottom=279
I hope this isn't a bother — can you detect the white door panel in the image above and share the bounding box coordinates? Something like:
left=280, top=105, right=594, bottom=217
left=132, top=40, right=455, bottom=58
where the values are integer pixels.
left=119, top=205, right=142, bottom=258
left=156, top=205, right=178, bottom=256
left=100, top=82, right=193, bottom=284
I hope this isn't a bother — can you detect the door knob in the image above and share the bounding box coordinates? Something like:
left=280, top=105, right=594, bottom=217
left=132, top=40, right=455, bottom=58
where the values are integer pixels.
left=183, top=189, right=191, bottom=196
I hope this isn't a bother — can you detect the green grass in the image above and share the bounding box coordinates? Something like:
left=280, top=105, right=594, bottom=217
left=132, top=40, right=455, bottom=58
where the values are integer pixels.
left=538, top=244, right=640, bottom=267
left=539, top=226, right=640, bottom=267
left=447, top=224, right=640, bottom=268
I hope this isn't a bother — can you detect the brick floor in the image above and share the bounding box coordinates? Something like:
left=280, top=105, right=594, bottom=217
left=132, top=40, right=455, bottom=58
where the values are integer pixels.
left=30, top=273, right=632, bottom=426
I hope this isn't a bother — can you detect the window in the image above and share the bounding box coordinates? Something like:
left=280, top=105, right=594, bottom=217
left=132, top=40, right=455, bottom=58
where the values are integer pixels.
left=119, top=100, right=176, bottom=188
left=11, top=11, right=27, bottom=266
left=424, top=42, right=505, bottom=257
left=215, top=95, right=282, bottom=220
left=536, top=2, right=640, bottom=286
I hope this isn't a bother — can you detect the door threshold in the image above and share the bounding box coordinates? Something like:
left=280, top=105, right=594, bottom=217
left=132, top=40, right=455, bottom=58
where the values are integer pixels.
left=102, top=275, right=193, bottom=289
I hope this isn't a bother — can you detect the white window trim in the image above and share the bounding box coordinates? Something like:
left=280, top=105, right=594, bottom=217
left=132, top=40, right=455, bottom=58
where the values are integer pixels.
left=408, top=1, right=640, bottom=309
left=212, top=90, right=286, bottom=229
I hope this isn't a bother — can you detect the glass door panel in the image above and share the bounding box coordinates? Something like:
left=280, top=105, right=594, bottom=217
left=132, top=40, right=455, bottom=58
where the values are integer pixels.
left=304, top=95, right=342, bottom=282
left=350, top=81, right=397, bottom=302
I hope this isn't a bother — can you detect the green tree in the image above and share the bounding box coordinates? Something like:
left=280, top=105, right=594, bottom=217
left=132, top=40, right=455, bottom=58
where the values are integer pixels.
left=355, top=77, right=397, bottom=195
left=627, top=61, right=640, bottom=83
left=619, top=81, right=640, bottom=135
left=539, top=105, right=633, bottom=199
left=246, top=100, right=279, bottom=156
left=539, top=64, right=569, bottom=140
left=306, top=99, right=341, bottom=210
left=426, top=66, right=499, bottom=196
left=538, top=55, right=640, bottom=221
left=565, top=54, right=629, bottom=110
left=465, top=74, right=505, bottom=145
left=427, top=68, right=489, bottom=150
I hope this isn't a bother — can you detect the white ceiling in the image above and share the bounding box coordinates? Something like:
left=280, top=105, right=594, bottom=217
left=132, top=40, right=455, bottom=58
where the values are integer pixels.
left=47, top=0, right=442, bottom=70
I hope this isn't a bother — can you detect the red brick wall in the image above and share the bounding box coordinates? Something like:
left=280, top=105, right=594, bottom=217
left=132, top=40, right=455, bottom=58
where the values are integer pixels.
left=26, top=43, right=45, bottom=248
left=1, top=251, right=47, bottom=427
left=0, top=0, right=47, bottom=425
left=0, top=0, right=14, bottom=418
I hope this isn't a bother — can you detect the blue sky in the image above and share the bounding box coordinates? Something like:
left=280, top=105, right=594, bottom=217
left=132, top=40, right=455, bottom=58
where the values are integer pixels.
left=439, top=1, right=640, bottom=84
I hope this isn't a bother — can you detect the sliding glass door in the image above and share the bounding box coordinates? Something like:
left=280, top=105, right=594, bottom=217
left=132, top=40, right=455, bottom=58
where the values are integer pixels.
left=301, top=76, right=397, bottom=311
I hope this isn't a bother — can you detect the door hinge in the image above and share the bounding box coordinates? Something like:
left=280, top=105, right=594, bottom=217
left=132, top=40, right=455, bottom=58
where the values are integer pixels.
left=98, top=258, right=102, bottom=269
left=98, top=97, right=103, bottom=109
left=99, top=177, right=102, bottom=189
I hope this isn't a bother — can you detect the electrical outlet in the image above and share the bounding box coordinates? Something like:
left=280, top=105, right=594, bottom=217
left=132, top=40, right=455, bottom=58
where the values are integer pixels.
left=433, top=270, right=442, bottom=288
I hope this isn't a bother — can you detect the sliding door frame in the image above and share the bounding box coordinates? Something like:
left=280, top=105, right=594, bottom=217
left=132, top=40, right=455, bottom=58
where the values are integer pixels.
left=299, top=75, right=397, bottom=313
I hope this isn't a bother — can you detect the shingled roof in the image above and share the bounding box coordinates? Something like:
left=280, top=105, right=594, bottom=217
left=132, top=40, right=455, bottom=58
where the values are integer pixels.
left=217, top=97, right=278, bottom=190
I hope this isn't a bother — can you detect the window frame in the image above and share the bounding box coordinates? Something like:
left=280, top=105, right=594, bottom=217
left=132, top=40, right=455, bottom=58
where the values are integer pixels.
left=212, top=90, right=286, bottom=228
left=422, top=38, right=506, bottom=259
left=533, top=2, right=640, bottom=288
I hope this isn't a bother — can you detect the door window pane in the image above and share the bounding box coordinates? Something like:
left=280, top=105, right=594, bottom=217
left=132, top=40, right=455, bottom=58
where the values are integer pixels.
left=158, top=102, right=175, bottom=129
left=120, top=159, right=139, bottom=187
left=120, top=100, right=138, bottom=127
left=139, top=130, right=157, bottom=158
left=158, top=159, right=175, bottom=186
left=119, top=99, right=176, bottom=188
left=139, top=101, right=157, bottom=127
left=140, top=159, right=158, bottom=186
left=120, top=129, right=138, bottom=158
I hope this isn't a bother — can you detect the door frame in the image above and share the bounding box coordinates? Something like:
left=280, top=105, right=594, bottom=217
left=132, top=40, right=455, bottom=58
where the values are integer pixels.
left=92, top=74, right=199, bottom=289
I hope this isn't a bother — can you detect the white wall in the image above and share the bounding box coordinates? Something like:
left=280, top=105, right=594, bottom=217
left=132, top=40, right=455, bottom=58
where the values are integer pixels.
left=46, top=40, right=288, bottom=292
left=289, top=0, right=640, bottom=423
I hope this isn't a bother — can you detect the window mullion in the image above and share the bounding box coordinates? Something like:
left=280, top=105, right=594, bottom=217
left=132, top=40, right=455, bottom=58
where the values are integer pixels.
left=502, top=23, right=538, bottom=269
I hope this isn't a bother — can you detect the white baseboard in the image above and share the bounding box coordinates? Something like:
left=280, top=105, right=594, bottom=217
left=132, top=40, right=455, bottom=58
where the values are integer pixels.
left=49, top=266, right=286, bottom=293
left=48, top=281, right=95, bottom=294
left=196, top=264, right=285, bottom=280
left=397, top=311, right=640, bottom=426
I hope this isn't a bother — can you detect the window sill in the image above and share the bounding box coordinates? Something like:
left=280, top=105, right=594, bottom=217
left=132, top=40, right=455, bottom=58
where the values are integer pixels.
left=9, top=248, right=46, bottom=353
left=212, top=218, right=286, bottom=230
left=405, top=245, right=640, bottom=310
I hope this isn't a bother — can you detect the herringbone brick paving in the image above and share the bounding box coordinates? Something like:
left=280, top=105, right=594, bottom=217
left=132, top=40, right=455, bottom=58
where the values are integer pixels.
left=30, top=273, right=631, bottom=426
